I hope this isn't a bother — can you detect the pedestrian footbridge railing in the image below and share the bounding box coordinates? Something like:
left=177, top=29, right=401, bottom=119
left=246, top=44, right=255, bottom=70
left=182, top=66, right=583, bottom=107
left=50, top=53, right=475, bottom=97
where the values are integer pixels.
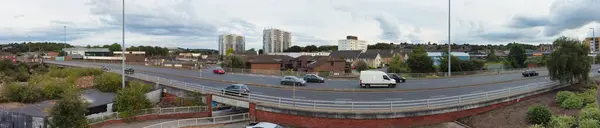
left=86, top=106, right=208, bottom=125
left=143, top=113, right=250, bottom=128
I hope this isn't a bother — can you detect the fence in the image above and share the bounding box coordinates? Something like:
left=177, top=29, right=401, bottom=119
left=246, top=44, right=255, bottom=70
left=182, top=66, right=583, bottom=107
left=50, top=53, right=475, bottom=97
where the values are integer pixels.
left=143, top=113, right=250, bottom=128
left=50, top=61, right=563, bottom=113
left=222, top=66, right=546, bottom=79
left=86, top=106, right=207, bottom=125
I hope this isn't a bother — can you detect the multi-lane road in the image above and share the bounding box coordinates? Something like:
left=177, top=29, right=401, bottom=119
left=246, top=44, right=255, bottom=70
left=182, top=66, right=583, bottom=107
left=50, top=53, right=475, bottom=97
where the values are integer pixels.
left=46, top=60, right=600, bottom=102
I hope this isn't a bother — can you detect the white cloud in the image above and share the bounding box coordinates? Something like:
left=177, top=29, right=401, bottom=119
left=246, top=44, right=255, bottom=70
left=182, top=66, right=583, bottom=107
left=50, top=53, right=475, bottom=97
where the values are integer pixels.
left=0, top=0, right=597, bottom=50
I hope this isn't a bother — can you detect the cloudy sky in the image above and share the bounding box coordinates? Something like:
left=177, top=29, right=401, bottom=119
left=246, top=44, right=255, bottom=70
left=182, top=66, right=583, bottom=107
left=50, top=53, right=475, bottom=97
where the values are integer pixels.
left=1, top=0, right=599, bottom=50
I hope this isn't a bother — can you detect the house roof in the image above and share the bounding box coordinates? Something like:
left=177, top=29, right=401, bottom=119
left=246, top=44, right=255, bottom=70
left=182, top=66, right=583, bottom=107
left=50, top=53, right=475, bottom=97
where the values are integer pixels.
left=81, top=89, right=116, bottom=107
left=306, top=57, right=345, bottom=68
left=248, top=55, right=293, bottom=64
left=329, top=50, right=362, bottom=60
left=379, top=50, right=393, bottom=58
left=358, top=49, right=381, bottom=59
left=294, top=55, right=314, bottom=62
left=242, top=51, right=258, bottom=56
left=6, top=89, right=116, bottom=117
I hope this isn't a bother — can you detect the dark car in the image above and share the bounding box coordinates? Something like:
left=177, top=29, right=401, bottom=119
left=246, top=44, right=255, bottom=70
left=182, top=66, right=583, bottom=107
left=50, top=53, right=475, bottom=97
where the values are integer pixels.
left=280, top=76, right=307, bottom=86
left=522, top=70, right=539, bottom=77
left=303, top=74, right=325, bottom=83
left=125, top=68, right=134, bottom=74
left=213, top=67, right=226, bottom=74
left=221, top=84, right=250, bottom=96
left=387, top=73, right=406, bottom=83
left=101, top=65, right=110, bottom=71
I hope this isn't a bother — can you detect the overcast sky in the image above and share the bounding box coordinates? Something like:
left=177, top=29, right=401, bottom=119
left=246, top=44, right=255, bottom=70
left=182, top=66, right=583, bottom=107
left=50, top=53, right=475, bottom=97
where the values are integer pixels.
left=1, top=0, right=599, bottom=50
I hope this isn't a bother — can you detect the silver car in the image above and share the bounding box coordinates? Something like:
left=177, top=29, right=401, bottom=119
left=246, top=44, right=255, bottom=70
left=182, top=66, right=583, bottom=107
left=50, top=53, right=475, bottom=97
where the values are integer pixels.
left=280, top=76, right=307, bottom=86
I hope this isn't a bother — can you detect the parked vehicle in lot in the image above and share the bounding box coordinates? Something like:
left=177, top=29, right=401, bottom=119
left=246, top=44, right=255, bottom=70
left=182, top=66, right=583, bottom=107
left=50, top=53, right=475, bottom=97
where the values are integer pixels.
left=213, top=67, right=226, bottom=74
left=221, top=84, right=250, bottom=96
left=359, top=70, right=396, bottom=88
left=522, top=70, right=539, bottom=77
left=280, top=76, right=307, bottom=86
left=387, top=73, right=406, bottom=83
left=246, top=122, right=283, bottom=128
left=303, top=74, right=325, bottom=83
left=124, top=68, right=135, bottom=74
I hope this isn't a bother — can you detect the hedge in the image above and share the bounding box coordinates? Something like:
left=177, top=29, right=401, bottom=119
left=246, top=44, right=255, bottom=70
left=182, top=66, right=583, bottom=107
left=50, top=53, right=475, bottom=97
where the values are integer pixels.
left=555, top=91, right=574, bottom=104
left=527, top=104, right=552, bottom=124
left=580, top=119, right=600, bottom=128
left=547, top=115, right=575, bottom=128
left=560, top=95, right=584, bottom=109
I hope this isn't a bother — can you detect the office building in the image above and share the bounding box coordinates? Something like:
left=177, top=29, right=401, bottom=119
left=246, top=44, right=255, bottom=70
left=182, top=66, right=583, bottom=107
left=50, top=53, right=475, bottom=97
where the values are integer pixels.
left=338, top=36, right=367, bottom=52
left=218, top=34, right=245, bottom=55
left=263, top=28, right=291, bottom=53
left=585, top=37, right=600, bottom=53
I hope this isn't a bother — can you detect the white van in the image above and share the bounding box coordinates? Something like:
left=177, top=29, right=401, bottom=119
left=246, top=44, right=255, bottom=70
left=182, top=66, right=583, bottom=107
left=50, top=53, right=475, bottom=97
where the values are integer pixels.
left=359, top=70, right=396, bottom=88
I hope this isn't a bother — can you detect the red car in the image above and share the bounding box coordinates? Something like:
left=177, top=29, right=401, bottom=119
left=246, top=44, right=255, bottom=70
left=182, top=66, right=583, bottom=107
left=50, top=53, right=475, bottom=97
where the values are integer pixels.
left=213, top=67, right=225, bottom=74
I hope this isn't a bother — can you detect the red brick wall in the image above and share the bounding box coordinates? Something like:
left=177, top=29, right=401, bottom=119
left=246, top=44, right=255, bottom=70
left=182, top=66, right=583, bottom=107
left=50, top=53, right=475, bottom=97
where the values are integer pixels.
left=250, top=63, right=281, bottom=74
left=313, top=61, right=345, bottom=73
left=252, top=93, right=543, bottom=128
left=89, top=112, right=210, bottom=128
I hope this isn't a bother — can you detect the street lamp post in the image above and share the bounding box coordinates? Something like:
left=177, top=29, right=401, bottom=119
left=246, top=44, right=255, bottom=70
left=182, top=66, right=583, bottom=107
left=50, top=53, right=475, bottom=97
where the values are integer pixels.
left=592, top=28, right=596, bottom=64
left=447, top=0, right=452, bottom=77
left=121, top=0, right=126, bottom=89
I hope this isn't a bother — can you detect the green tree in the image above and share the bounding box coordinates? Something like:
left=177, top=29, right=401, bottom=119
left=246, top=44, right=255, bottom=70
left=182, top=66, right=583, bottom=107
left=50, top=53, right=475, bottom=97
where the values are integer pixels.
left=226, top=48, right=234, bottom=56
left=355, top=60, right=368, bottom=71
left=114, top=82, right=153, bottom=119
left=108, top=43, right=122, bottom=52
left=406, top=46, right=435, bottom=73
left=506, top=43, right=527, bottom=68
left=547, top=36, right=591, bottom=85
left=487, top=48, right=499, bottom=62
left=94, top=73, right=122, bottom=92
left=439, top=54, right=463, bottom=72
left=303, top=45, right=318, bottom=52
left=387, top=54, right=409, bottom=73
left=284, top=45, right=303, bottom=52
left=258, top=49, right=264, bottom=54
left=49, top=91, right=89, bottom=128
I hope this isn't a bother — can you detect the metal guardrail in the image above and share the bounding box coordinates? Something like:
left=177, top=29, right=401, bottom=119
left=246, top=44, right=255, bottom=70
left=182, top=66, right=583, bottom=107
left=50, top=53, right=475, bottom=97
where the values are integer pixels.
left=143, top=113, right=250, bottom=128
left=50, top=61, right=560, bottom=112
left=86, top=106, right=207, bottom=124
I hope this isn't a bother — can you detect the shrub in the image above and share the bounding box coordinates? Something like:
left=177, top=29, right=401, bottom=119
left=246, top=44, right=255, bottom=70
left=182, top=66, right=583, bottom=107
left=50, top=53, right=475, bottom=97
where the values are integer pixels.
left=580, top=106, right=600, bottom=121
left=114, top=84, right=153, bottom=119
left=547, top=115, right=575, bottom=128
left=3, top=83, right=24, bottom=102
left=527, top=124, right=544, bottom=128
left=580, top=119, right=600, bottom=128
left=580, top=89, right=597, bottom=104
left=527, top=104, right=552, bottom=124
left=556, top=91, right=574, bottom=104
left=560, top=95, right=584, bottom=109
left=94, top=72, right=122, bottom=92
left=127, top=81, right=152, bottom=93
left=17, top=84, right=44, bottom=103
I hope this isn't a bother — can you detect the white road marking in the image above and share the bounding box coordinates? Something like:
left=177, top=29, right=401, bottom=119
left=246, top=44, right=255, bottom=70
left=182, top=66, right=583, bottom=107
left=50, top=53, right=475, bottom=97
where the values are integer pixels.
left=384, top=98, right=403, bottom=100
left=335, top=99, right=352, bottom=101
left=431, top=95, right=446, bottom=98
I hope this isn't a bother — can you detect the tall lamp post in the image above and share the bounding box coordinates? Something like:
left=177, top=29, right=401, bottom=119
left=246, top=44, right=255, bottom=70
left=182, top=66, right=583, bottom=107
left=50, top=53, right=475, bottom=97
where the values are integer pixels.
left=591, top=28, right=596, bottom=64
left=447, top=0, right=452, bottom=77
left=121, top=0, right=126, bottom=89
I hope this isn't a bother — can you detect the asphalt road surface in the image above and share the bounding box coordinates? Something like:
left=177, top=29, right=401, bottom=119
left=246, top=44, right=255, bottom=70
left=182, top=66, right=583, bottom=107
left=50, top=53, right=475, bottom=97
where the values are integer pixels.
left=44, top=61, right=600, bottom=102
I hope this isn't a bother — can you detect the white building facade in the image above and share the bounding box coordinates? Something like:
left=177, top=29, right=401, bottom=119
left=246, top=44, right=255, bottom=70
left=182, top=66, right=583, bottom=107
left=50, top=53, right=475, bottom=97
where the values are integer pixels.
left=338, top=36, right=367, bottom=52
left=263, top=28, right=291, bottom=53
left=218, top=34, right=245, bottom=55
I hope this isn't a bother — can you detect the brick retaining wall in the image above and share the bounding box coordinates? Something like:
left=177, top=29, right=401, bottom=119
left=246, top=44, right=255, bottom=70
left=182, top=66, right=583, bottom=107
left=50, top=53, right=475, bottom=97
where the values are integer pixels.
left=89, top=112, right=210, bottom=128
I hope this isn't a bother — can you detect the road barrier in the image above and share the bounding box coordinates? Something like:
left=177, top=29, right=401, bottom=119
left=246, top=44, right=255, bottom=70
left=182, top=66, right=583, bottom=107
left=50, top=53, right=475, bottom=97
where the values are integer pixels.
left=51, top=61, right=563, bottom=113
left=143, top=113, right=250, bottom=128
left=87, top=106, right=207, bottom=125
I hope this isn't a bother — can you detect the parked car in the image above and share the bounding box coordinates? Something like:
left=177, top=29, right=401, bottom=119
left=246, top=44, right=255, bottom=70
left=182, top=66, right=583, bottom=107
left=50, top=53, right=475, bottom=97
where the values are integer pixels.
left=101, top=65, right=110, bottom=71
left=213, top=67, right=226, bottom=74
left=303, top=74, right=325, bottom=83
left=125, top=68, right=134, bottom=74
left=221, top=84, right=250, bottom=96
left=387, top=73, right=406, bottom=83
left=280, top=76, right=307, bottom=86
left=246, top=122, right=283, bottom=128
left=359, top=70, right=396, bottom=88
left=522, top=70, right=539, bottom=77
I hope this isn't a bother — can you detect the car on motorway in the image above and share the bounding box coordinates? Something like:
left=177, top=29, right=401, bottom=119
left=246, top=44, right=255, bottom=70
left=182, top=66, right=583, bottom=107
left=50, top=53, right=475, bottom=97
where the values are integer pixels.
left=597, top=69, right=600, bottom=73
left=280, top=76, right=307, bottom=86
left=101, top=65, right=110, bottom=71
left=359, top=70, right=396, bottom=88
left=246, top=122, right=283, bottom=128
left=387, top=73, right=406, bottom=83
left=522, top=70, right=539, bottom=77
left=303, top=74, right=325, bottom=83
left=221, top=84, right=250, bottom=96
left=213, top=67, right=226, bottom=74
left=125, top=68, right=135, bottom=74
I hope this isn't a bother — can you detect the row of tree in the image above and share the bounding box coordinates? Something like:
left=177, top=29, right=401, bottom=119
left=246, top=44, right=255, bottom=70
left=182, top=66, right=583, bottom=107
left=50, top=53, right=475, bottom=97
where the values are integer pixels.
left=0, top=42, right=72, bottom=54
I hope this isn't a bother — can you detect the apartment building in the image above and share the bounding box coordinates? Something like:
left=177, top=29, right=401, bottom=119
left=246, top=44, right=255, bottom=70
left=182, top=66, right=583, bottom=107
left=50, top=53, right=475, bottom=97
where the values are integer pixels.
left=338, top=36, right=367, bottom=52
left=585, top=37, right=600, bottom=53
left=263, top=28, right=291, bottom=53
left=218, top=34, right=245, bottom=55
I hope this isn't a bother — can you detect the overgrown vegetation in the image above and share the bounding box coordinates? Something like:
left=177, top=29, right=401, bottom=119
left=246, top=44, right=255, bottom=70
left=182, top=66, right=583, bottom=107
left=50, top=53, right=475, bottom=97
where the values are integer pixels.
left=406, top=46, right=435, bottom=73
left=547, top=36, right=591, bottom=85
left=113, top=81, right=153, bottom=120
left=49, top=91, right=89, bottom=128
left=547, top=115, right=576, bottom=128
left=387, top=54, right=410, bottom=73
left=355, top=60, right=368, bottom=72
left=526, top=104, right=552, bottom=125
left=439, top=54, right=486, bottom=72
left=93, top=72, right=122, bottom=92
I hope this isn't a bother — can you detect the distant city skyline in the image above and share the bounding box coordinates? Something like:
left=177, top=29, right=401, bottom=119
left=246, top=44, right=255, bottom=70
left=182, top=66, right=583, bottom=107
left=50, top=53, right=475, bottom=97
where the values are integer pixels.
left=0, top=0, right=598, bottom=50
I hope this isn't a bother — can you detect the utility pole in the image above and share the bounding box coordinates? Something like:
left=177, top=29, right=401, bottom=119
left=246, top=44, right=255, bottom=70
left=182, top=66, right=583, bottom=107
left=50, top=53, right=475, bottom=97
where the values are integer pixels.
left=447, top=0, right=452, bottom=77
left=28, top=36, right=31, bottom=53
left=592, top=28, right=596, bottom=64
left=121, top=0, right=126, bottom=89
